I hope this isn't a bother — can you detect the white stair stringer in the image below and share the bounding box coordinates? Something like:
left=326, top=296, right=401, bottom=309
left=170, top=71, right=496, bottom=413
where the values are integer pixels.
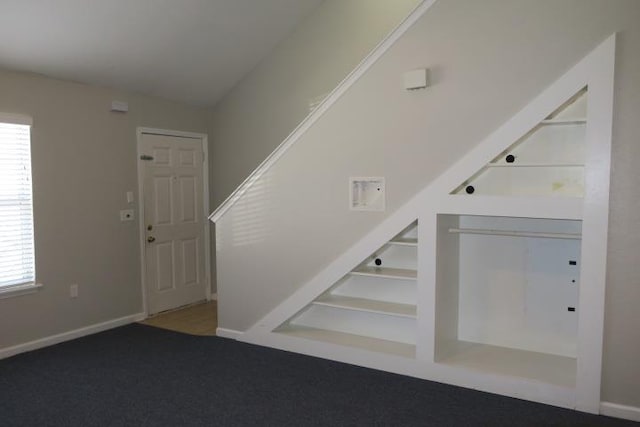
left=235, top=34, right=615, bottom=413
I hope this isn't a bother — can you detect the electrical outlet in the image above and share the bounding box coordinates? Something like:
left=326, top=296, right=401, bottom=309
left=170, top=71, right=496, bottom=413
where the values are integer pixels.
left=70, top=284, right=78, bottom=298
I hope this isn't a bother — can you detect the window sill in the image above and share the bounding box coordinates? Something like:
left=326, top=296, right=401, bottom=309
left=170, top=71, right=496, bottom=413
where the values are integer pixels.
left=0, top=283, right=43, bottom=300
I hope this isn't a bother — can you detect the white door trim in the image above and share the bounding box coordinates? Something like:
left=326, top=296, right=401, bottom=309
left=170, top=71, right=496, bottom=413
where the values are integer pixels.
left=136, top=127, right=211, bottom=317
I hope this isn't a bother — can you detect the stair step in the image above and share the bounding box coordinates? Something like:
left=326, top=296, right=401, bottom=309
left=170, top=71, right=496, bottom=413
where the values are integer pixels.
left=313, top=295, right=417, bottom=318
left=277, top=325, right=416, bottom=358
left=351, top=266, right=417, bottom=280
left=540, top=118, right=586, bottom=125
left=387, top=237, right=418, bottom=247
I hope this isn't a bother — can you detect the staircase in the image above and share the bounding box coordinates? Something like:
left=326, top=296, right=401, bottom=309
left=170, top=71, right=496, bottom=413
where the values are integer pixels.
left=210, top=7, right=615, bottom=412
left=276, top=222, right=418, bottom=358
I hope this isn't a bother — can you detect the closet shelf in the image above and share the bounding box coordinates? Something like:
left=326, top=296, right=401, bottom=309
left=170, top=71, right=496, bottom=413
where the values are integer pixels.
left=351, top=266, right=417, bottom=280
left=448, top=227, right=581, bottom=240
left=540, top=118, right=586, bottom=125
left=387, top=237, right=418, bottom=247
left=313, top=294, right=417, bottom=318
left=486, top=163, right=583, bottom=168
left=277, top=325, right=416, bottom=358
left=436, top=341, right=577, bottom=388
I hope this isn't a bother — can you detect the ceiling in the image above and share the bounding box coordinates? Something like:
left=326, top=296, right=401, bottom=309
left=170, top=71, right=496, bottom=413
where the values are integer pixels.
left=0, top=0, right=324, bottom=107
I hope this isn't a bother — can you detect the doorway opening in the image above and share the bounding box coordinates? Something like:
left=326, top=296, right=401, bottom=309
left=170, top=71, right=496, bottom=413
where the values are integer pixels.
left=136, top=128, right=212, bottom=318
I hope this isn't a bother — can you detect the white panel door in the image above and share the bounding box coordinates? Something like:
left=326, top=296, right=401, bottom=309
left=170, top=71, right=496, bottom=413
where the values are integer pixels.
left=140, top=133, right=206, bottom=314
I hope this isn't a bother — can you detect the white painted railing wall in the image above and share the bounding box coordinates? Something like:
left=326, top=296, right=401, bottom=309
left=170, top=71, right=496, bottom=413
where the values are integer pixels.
left=211, top=0, right=640, bottom=412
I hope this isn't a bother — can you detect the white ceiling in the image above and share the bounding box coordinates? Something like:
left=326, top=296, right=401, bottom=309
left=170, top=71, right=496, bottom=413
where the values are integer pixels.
left=0, top=0, right=324, bottom=107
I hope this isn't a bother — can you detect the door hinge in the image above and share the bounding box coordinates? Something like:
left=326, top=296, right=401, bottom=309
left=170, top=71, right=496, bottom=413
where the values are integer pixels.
left=140, top=154, right=154, bottom=161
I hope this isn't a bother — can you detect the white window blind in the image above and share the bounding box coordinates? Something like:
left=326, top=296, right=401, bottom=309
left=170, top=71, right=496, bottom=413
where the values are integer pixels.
left=0, top=122, right=35, bottom=288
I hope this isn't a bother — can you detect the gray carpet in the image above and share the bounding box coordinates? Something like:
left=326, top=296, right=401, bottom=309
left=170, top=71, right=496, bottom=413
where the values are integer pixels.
left=0, top=324, right=636, bottom=426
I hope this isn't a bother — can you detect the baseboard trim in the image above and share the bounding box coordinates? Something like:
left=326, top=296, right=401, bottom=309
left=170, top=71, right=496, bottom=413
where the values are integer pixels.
left=210, top=293, right=218, bottom=301
left=216, top=327, right=242, bottom=339
left=0, top=312, right=146, bottom=360
left=600, top=402, right=640, bottom=422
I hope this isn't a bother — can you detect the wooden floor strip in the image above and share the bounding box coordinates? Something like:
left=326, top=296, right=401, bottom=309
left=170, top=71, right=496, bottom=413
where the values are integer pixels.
left=139, top=301, right=217, bottom=336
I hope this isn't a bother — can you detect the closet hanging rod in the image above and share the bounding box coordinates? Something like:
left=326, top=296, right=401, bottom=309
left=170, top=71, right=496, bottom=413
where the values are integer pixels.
left=448, top=228, right=581, bottom=240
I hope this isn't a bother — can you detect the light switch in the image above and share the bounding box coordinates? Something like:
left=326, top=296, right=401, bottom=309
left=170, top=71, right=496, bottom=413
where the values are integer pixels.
left=126, top=191, right=134, bottom=204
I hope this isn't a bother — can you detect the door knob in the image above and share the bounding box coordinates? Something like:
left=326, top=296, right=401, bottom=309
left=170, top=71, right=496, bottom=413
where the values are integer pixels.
left=147, top=236, right=156, bottom=243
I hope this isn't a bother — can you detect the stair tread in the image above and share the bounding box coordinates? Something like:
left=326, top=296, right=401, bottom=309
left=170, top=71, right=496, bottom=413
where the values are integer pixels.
left=313, top=294, right=416, bottom=318
left=540, top=118, right=586, bottom=124
left=388, top=237, right=418, bottom=246
left=277, top=325, right=416, bottom=358
left=351, top=266, right=417, bottom=280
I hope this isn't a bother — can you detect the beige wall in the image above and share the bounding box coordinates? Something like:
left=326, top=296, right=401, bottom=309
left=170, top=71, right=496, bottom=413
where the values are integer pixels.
left=0, top=69, right=207, bottom=349
left=208, top=0, right=423, bottom=207
left=213, top=0, right=640, bottom=407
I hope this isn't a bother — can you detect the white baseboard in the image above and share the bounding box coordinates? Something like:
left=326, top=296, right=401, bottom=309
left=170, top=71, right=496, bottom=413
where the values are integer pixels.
left=600, top=401, right=640, bottom=422
left=209, top=293, right=218, bottom=301
left=0, top=312, right=146, bottom=360
left=216, top=327, right=242, bottom=339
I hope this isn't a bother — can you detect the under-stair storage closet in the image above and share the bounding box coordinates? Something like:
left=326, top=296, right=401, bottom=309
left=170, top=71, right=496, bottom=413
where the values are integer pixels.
left=434, top=214, right=582, bottom=388
left=440, top=88, right=590, bottom=389
left=276, top=222, right=418, bottom=357
left=229, top=35, right=615, bottom=412
left=452, top=89, right=587, bottom=197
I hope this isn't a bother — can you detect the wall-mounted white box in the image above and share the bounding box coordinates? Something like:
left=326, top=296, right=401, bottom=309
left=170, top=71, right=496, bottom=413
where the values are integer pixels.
left=403, top=68, right=429, bottom=90
left=350, top=177, right=385, bottom=211
left=111, top=100, right=129, bottom=113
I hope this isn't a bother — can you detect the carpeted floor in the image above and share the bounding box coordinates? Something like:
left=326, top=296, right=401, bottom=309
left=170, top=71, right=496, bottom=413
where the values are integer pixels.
left=0, top=324, right=636, bottom=427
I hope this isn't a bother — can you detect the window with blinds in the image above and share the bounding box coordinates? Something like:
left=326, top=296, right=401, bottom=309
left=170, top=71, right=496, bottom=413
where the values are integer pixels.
left=0, top=121, right=35, bottom=289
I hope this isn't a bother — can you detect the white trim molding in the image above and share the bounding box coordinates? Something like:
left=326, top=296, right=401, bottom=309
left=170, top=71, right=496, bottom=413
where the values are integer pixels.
left=0, top=283, right=43, bottom=300
left=216, top=328, right=242, bottom=340
left=0, top=112, right=33, bottom=126
left=209, top=0, right=439, bottom=222
left=600, top=402, right=640, bottom=422
left=137, top=127, right=206, bottom=140
left=0, top=313, right=145, bottom=360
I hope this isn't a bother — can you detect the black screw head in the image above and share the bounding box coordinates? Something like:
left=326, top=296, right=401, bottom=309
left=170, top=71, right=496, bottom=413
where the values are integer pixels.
left=374, top=258, right=382, bottom=266
left=465, top=185, right=475, bottom=194
left=506, top=154, right=515, bottom=163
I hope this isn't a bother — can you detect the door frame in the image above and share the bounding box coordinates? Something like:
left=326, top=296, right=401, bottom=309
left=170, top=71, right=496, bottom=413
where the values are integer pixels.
left=136, top=127, right=211, bottom=317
